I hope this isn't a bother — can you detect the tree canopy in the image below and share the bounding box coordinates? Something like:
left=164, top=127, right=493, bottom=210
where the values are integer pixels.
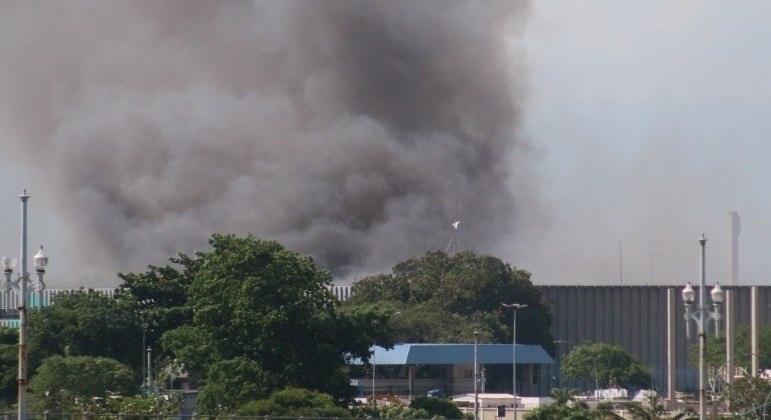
left=28, top=355, right=137, bottom=413
left=560, top=342, right=652, bottom=390
left=115, top=254, right=201, bottom=360
left=236, top=387, right=352, bottom=418
left=28, top=290, right=143, bottom=372
left=409, top=395, right=463, bottom=419
left=721, top=375, right=771, bottom=418
left=0, top=328, right=17, bottom=407
left=691, top=324, right=771, bottom=372
left=156, top=233, right=391, bottom=412
left=344, top=250, right=554, bottom=351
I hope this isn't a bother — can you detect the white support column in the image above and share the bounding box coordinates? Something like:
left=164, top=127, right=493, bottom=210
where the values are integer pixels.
left=667, top=288, right=676, bottom=400
left=725, top=289, right=734, bottom=384
left=751, top=286, right=759, bottom=377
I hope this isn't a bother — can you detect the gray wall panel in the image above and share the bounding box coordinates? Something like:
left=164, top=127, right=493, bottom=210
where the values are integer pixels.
left=538, top=285, right=771, bottom=396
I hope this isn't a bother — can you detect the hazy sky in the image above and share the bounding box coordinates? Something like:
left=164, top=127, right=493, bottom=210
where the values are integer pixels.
left=1, top=1, right=770, bottom=288
left=515, top=1, right=771, bottom=285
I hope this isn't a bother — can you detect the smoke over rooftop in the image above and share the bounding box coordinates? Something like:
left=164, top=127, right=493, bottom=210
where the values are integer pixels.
left=0, top=1, right=535, bottom=284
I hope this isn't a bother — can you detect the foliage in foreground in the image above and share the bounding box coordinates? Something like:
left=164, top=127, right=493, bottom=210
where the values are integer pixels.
left=376, top=404, right=431, bottom=419
left=721, top=375, right=771, bottom=418
left=236, top=388, right=351, bottom=418
left=158, top=234, right=392, bottom=413
left=409, top=396, right=464, bottom=419
left=550, top=387, right=580, bottom=405
left=28, top=291, right=143, bottom=373
left=691, top=324, right=771, bottom=372
left=27, top=354, right=181, bottom=415
left=621, top=392, right=696, bottom=420
left=28, top=355, right=136, bottom=413
left=525, top=394, right=695, bottom=420
left=561, top=342, right=652, bottom=390
left=523, top=401, right=599, bottom=420
left=0, top=328, right=17, bottom=407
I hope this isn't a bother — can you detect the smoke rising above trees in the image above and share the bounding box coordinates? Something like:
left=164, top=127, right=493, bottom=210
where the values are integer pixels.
left=0, top=1, right=534, bottom=284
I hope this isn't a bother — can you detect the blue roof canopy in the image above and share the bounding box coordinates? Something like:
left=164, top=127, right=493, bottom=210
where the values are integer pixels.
left=357, top=343, right=554, bottom=365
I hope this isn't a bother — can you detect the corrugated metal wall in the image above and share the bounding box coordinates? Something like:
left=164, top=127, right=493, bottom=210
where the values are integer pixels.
left=537, top=285, right=771, bottom=395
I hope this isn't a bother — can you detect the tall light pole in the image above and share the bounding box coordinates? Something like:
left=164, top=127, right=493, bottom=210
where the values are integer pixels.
left=1, top=190, right=48, bottom=420
left=474, top=331, right=479, bottom=420
left=371, top=311, right=400, bottom=408
left=371, top=347, right=376, bottom=408
left=502, top=303, right=527, bottom=420
left=554, top=340, right=572, bottom=387
left=146, top=346, right=154, bottom=395
left=682, top=234, right=723, bottom=420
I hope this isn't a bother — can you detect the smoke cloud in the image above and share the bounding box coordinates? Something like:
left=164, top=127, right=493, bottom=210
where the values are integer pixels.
left=0, top=1, right=534, bottom=285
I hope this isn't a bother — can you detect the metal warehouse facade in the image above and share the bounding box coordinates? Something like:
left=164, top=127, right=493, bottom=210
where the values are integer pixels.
left=8, top=284, right=768, bottom=396
left=537, top=285, right=771, bottom=395
left=332, top=284, right=771, bottom=396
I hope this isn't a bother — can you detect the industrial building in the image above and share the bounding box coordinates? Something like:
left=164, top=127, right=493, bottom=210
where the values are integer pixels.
left=3, top=282, right=768, bottom=399
left=331, top=284, right=771, bottom=397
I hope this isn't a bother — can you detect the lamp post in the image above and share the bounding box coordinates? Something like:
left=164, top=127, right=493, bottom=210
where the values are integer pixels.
left=371, top=311, right=401, bottom=408
left=502, top=303, right=527, bottom=420
left=1, top=190, right=48, bottom=420
left=371, top=347, right=376, bottom=408
left=554, top=340, right=572, bottom=387
left=146, top=346, right=154, bottom=395
left=682, top=234, right=723, bottom=420
left=474, top=331, right=479, bottom=420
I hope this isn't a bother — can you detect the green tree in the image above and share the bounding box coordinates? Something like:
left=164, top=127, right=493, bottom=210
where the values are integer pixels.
left=721, top=375, right=771, bottom=418
left=376, top=404, right=431, bottom=419
left=561, top=342, right=652, bottom=390
left=524, top=400, right=629, bottom=420
left=96, top=394, right=183, bottom=417
left=237, top=387, right=352, bottom=418
left=523, top=402, right=599, bottom=420
left=28, top=290, right=143, bottom=372
left=623, top=393, right=691, bottom=420
left=409, top=395, right=463, bottom=419
left=116, top=254, right=202, bottom=358
left=158, top=233, right=391, bottom=413
left=595, top=402, right=626, bottom=419
left=691, top=325, right=771, bottom=373
left=345, top=250, right=554, bottom=351
left=196, top=357, right=280, bottom=413
left=550, top=387, right=581, bottom=405
left=0, top=327, right=17, bottom=407
left=28, top=355, right=137, bottom=413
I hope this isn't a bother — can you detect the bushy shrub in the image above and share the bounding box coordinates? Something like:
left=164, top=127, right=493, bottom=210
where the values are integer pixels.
left=237, top=387, right=351, bottom=418
left=410, top=396, right=463, bottom=419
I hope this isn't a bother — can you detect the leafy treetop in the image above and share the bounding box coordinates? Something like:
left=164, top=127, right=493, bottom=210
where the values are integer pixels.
left=345, top=250, right=553, bottom=351
left=157, top=233, right=391, bottom=412
left=560, top=342, right=652, bottom=390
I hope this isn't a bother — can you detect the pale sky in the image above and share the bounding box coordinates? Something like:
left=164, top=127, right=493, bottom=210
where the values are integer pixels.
left=1, top=2, right=770, bottom=288
left=512, top=1, right=771, bottom=285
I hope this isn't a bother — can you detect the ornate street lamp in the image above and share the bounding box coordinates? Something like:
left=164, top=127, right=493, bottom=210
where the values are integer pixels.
left=682, top=234, right=723, bottom=420
left=1, top=190, right=48, bottom=420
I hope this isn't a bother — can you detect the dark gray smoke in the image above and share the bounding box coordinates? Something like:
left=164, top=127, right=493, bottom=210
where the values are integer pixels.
left=0, top=1, right=533, bottom=284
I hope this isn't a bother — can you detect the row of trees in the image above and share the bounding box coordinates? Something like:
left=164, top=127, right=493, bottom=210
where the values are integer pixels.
left=0, top=234, right=392, bottom=414
left=2, top=233, right=556, bottom=416
left=4, top=231, right=770, bottom=417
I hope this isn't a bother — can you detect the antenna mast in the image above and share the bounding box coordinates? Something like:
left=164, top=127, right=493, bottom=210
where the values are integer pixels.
left=446, top=201, right=461, bottom=254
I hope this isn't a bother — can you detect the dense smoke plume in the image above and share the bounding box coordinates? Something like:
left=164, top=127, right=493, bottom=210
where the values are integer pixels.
left=0, top=1, right=533, bottom=284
